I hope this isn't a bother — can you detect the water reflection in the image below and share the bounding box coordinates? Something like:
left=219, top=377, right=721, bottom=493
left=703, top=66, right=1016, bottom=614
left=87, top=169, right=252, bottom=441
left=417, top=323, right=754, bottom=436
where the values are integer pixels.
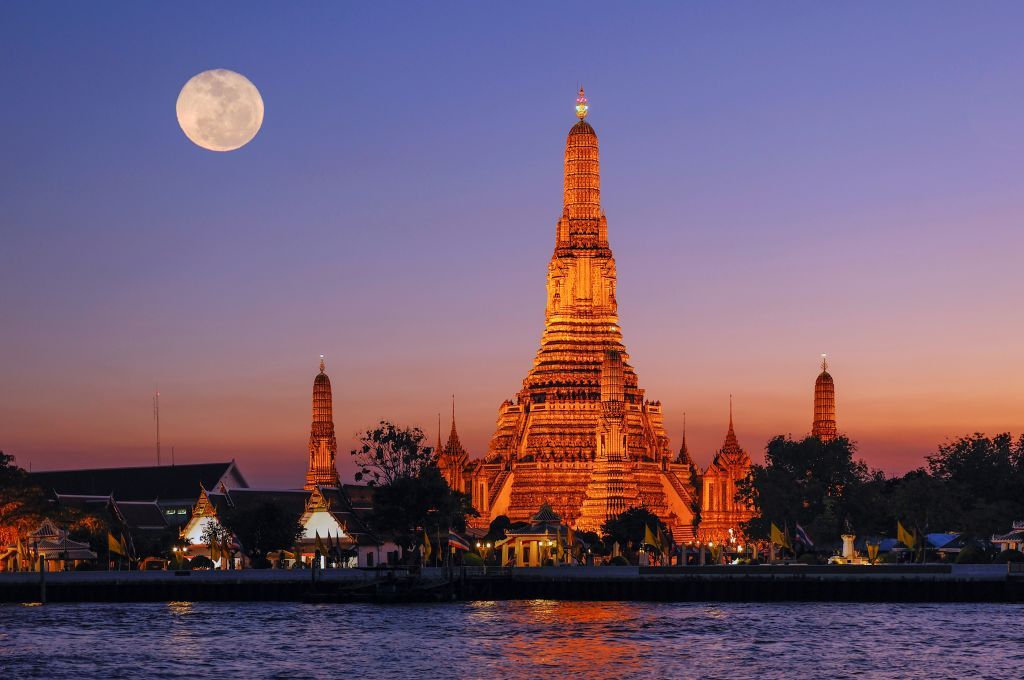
left=2, top=601, right=1022, bottom=679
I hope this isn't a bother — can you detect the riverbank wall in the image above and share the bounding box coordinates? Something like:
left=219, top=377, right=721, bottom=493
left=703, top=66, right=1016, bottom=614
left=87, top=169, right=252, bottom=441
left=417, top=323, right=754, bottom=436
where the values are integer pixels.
left=1, top=564, right=1021, bottom=604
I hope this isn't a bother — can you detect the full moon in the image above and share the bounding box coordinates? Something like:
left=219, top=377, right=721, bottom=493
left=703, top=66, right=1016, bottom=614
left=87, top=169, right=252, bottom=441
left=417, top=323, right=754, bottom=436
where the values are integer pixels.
left=176, top=69, right=264, bottom=152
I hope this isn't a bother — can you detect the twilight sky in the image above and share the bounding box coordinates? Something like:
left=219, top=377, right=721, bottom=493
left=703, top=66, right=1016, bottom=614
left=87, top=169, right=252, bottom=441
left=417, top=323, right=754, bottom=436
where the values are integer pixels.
left=2, top=2, right=1022, bottom=487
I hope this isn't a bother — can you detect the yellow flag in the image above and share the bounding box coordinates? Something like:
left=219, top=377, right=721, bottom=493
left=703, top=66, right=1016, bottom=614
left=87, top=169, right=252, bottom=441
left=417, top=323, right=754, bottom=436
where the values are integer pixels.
left=644, top=524, right=658, bottom=550
left=211, top=538, right=221, bottom=562
left=898, top=521, right=916, bottom=550
left=423, top=530, right=433, bottom=563
left=770, top=523, right=791, bottom=550
left=566, top=524, right=575, bottom=550
left=108, top=532, right=125, bottom=556
left=867, top=543, right=879, bottom=563
left=315, top=531, right=328, bottom=556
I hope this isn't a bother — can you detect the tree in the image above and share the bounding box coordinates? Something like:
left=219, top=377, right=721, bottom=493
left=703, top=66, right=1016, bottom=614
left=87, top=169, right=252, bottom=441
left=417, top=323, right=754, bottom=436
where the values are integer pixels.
left=483, top=515, right=512, bottom=543
left=0, top=451, right=51, bottom=546
left=602, top=507, right=668, bottom=553
left=924, top=433, right=1024, bottom=538
left=0, top=451, right=109, bottom=550
left=218, top=501, right=303, bottom=566
left=370, top=465, right=476, bottom=553
left=737, top=435, right=882, bottom=545
left=351, top=421, right=436, bottom=486
left=351, top=420, right=476, bottom=555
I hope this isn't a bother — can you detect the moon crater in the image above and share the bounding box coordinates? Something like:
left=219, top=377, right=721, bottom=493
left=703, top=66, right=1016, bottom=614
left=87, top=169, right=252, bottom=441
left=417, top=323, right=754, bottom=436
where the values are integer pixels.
left=176, top=69, right=264, bottom=152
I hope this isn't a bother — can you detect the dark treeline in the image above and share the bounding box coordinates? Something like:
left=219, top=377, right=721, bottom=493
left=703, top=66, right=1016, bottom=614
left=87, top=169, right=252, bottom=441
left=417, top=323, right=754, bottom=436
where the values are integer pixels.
left=738, top=433, right=1024, bottom=547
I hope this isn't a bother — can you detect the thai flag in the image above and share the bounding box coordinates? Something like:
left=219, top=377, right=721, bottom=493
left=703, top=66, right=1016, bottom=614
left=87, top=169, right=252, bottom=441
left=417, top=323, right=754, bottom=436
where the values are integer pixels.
left=448, top=532, right=471, bottom=551
left=795, top=523, right=814, bottom=548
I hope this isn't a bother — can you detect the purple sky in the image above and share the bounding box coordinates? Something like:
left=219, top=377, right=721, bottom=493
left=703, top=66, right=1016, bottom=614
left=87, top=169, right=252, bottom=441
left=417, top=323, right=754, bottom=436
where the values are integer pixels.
left=2, top=3, right=1022, bottom=487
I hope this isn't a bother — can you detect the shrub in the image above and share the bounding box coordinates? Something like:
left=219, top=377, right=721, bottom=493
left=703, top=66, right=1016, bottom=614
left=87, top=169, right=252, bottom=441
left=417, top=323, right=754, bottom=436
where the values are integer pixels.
left=608, top=555, right=629, bottom=566
left=955, top=546, right=990, bottom=564
left=189, top=555, right=214, bottom=570
left=462, top=553, right=484, bottom=567
left=995, top=549, right=1024, bottom=563
left=796, top=552, right=819, bottom=566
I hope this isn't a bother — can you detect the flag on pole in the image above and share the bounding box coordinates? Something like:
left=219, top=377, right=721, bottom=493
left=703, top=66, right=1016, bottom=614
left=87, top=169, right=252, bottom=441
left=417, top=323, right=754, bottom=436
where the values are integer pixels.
left=644, top=524, right=658, bottom=550
left=423, top=530, right=433, bottom=563
left=108, top=532, right=126, bottom=556
left=448, top=532, right=471, bottom=551
left=770, top=523, right=791, bottom=550
left=211, top=538, right=221, bottom=563
left=897, top=521, right=917, bottom=550
left=794, top=523, right=814, bottom=548
left=315, top=531, right=328, bottom=556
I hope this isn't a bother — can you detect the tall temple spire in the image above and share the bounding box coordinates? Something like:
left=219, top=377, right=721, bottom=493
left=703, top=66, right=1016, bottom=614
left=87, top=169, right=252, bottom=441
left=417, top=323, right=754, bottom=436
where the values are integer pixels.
left=723, top=396, right=741, bottom=455
left=304, top=355, right=340, bottom=490
left=438, top=395, right=468, bottom=493
left=448, top=394, right=462, bottom=449
left=436, top=412, right=443, bottom=456
left=562, top=90, right=602, bottom=226
left=812, top=354, right=837, bottom=443
left=676, top=411, right=692, bottom=465
left=481, top=90, right=696, bottom=539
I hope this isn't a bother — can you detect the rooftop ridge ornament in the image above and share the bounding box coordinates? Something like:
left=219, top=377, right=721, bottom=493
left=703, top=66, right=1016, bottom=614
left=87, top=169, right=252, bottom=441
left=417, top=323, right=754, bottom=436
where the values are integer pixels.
left=575, top=87, right=588, bottom=120
left=821, top=353, right=828, bottom=373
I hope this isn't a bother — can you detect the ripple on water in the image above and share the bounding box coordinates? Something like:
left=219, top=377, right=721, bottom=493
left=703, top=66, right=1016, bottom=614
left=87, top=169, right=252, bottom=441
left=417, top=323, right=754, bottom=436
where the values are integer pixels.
left=1, top=601, right=1021, bottom=679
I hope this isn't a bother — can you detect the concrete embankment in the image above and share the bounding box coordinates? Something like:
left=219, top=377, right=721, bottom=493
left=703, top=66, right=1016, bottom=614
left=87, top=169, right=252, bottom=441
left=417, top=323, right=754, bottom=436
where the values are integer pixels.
left=0, top=565, right=1021, bottom=604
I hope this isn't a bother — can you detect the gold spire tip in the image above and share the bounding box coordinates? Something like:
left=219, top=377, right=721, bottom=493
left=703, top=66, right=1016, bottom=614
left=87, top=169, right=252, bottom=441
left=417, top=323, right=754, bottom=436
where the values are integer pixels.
left=575, top=87, right=588, bottom=120
left=319, top=354, right=325, bottom=373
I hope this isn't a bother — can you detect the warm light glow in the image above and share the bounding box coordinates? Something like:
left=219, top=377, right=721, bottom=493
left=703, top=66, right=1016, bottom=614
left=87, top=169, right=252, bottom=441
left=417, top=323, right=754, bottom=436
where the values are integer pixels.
left=575, top=87, right=588, bottom=120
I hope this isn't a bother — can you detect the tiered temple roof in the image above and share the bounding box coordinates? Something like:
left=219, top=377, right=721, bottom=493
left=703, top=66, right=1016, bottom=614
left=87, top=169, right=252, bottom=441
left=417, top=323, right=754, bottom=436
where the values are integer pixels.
left=698, top=400, right=755, bottom=542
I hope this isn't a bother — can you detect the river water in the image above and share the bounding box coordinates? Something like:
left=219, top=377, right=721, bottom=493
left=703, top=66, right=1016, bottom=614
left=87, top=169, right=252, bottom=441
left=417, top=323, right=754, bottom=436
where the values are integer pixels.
left=1, top=601, right=1021, bottom=678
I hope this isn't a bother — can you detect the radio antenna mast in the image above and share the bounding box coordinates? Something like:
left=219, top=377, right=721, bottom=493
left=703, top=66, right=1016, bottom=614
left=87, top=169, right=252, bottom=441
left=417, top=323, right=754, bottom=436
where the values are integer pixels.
left=153, top=386, right=161, bottom=466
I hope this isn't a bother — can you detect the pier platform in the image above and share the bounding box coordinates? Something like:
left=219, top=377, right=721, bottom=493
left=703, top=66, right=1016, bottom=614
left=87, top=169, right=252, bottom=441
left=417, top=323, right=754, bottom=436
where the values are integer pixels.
left=1, top=564, right=1020, bottom=604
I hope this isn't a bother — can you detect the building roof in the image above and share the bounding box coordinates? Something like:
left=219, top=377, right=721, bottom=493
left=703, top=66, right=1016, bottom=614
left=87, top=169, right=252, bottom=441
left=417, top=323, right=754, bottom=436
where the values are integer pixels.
left=29, top=461, right=246, bottom=502
left=113, top=501, right=168, bottom=530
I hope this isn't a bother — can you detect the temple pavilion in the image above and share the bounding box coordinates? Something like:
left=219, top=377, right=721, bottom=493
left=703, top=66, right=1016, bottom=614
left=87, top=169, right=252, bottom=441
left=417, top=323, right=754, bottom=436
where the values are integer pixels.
left=496, top=505, right=572, bottom=567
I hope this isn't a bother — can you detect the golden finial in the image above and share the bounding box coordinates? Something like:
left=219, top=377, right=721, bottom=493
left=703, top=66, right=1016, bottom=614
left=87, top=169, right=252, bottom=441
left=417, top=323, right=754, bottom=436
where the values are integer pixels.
left=821, top=353, right=828, bottom=373
left=575, top=87, right=588, bottom=120
left=319, top=354, right=325, bottom=373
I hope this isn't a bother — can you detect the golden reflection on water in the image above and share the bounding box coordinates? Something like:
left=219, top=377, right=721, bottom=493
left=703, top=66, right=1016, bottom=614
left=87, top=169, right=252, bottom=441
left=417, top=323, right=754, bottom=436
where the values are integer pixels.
left=468, top=600, right=653, bottom=674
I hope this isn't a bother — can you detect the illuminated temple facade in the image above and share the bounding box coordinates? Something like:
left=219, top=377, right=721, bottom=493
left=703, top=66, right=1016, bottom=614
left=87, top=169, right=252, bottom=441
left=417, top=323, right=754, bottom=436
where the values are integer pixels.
left=697, top=401, right=754, bottom=543
left=457, top=90, right=699, bottom=539
left=305, top=356, right=340, bottom=490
